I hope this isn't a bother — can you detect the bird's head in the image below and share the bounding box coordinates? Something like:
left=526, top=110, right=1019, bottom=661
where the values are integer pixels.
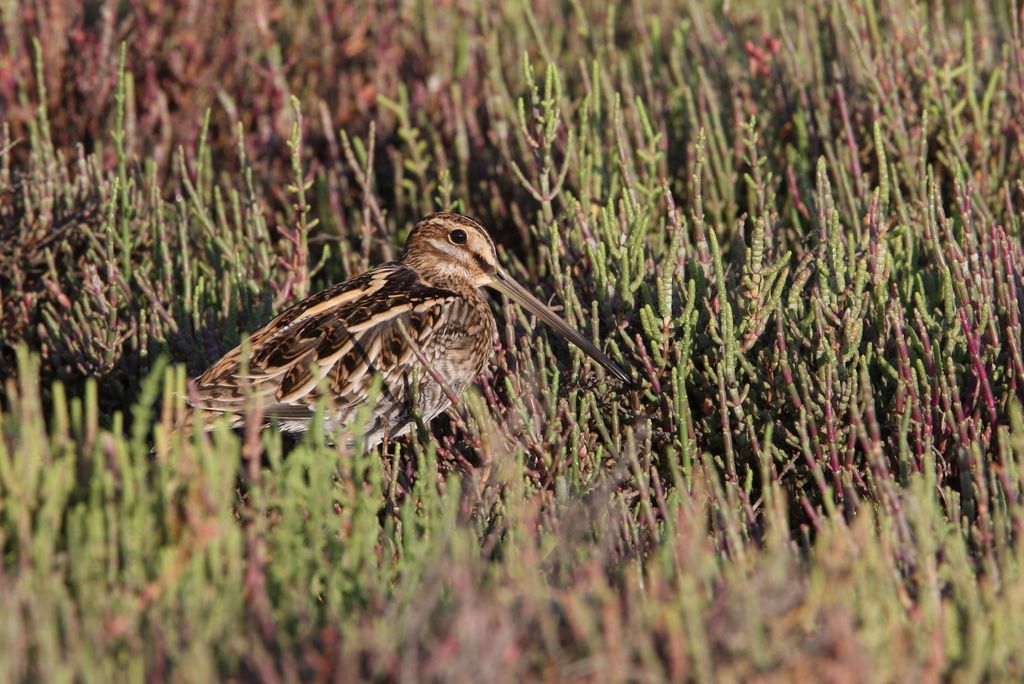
left=403, top=212, right=499, bottom=287
left=403, top=212, right=630, bottom=384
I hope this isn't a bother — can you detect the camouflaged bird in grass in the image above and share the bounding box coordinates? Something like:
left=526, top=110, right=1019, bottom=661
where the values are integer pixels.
left=186, top=213, right=630, bottom=447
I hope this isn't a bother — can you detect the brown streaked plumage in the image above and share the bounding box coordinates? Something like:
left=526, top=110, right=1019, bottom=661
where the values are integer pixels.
left=187, top=212, right=629, bottom=448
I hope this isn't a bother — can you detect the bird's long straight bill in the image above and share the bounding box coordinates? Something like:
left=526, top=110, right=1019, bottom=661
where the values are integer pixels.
left=489, top=269, right=630, bottom=383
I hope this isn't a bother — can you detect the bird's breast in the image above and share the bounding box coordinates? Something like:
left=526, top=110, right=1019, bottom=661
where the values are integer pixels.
left=434, top=295, right=497, bottom=387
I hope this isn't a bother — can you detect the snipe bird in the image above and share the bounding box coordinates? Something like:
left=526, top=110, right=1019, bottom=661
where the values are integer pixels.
left=187, top=212, right=629, bottom=447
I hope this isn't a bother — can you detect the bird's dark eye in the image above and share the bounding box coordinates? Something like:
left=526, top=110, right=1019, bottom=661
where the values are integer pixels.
left=449, top=228, right=468, bottom=245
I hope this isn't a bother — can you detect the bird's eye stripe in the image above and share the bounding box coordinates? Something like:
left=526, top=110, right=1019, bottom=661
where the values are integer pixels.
left=471, top=251, right=493, bottom=274
left=449, top=229, right=468, bottom=244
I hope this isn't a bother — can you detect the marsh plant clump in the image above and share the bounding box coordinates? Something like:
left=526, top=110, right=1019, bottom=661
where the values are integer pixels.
left=2, top=1, right=1024, bottom=680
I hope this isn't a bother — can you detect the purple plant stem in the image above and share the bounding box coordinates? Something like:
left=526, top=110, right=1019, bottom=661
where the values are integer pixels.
left=959, top=307, right=998, bottom=431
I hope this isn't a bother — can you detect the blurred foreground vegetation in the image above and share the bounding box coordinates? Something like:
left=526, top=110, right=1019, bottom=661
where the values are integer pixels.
left=2, top=0, right=1024, bottom=680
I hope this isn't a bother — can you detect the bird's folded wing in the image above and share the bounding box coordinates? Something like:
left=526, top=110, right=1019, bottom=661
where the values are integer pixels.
left=189, top=263, right=457, bottom=423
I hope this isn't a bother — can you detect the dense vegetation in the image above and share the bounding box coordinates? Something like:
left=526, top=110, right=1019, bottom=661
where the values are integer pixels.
left=3, top=0, right=1024, bottom=680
